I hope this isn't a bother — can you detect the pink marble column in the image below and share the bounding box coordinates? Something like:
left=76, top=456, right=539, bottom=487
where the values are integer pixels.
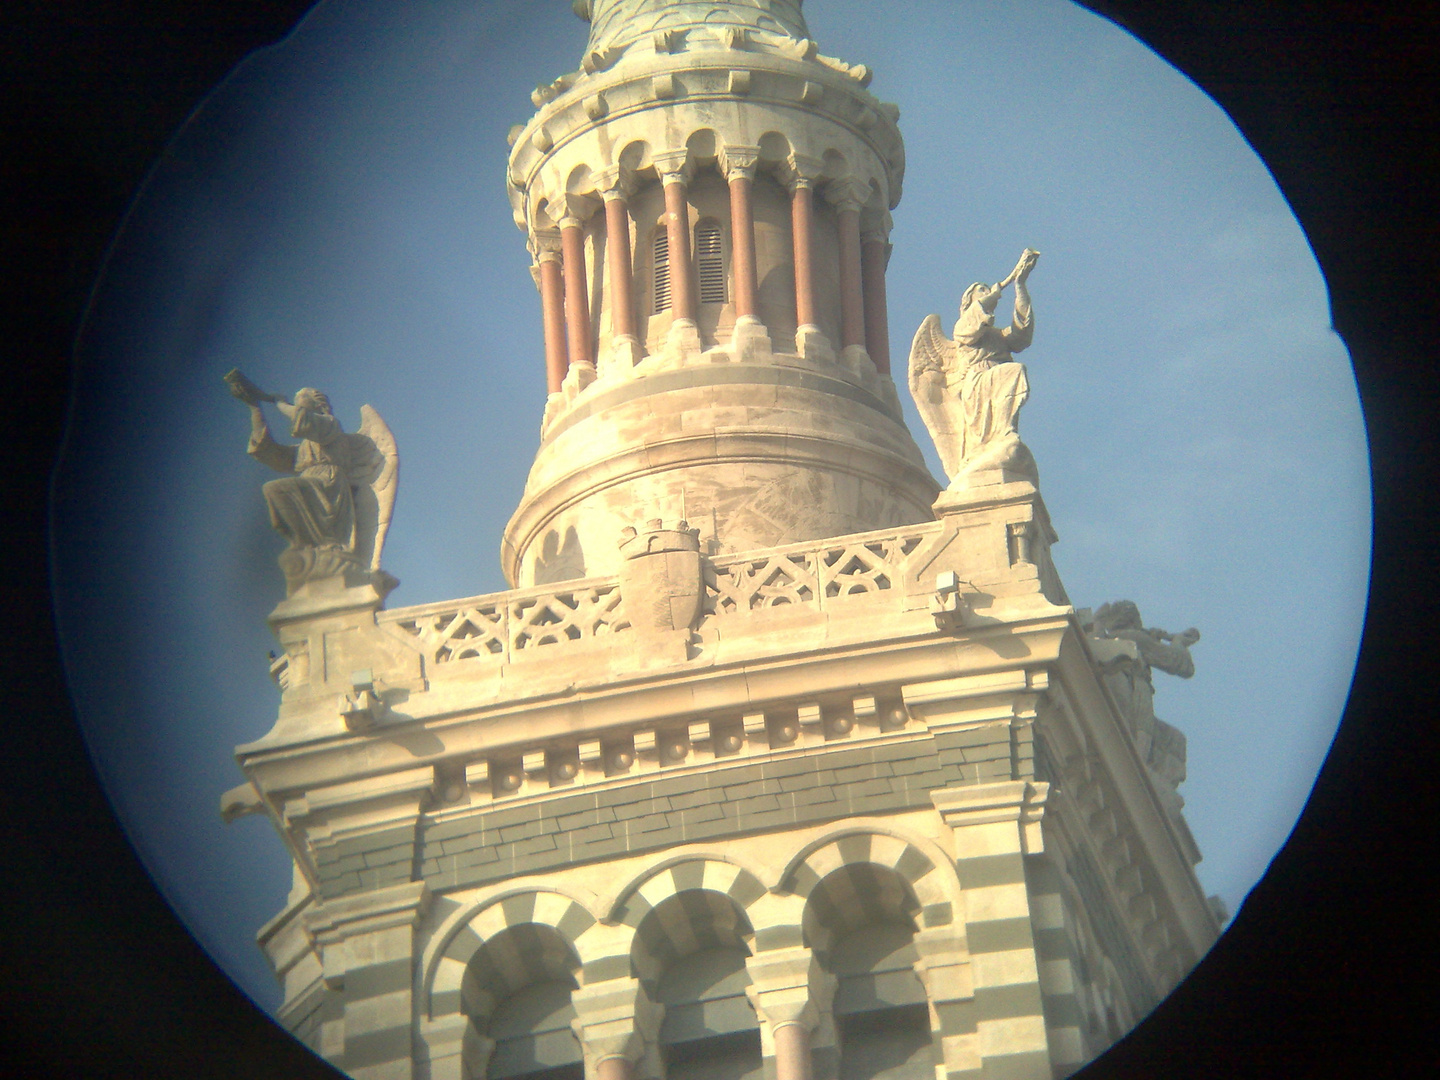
left=772, top=1022, right=814, bottom=1080
left=860, top=213, right=892, bottom=375
left=834, top=199, right=865, bottom=349
left=602, top=191, right=637, bottom=340
left=661, top=169, right=696, bottom=322
left=790, top=178, right=817, bottom=330
left=726, top=160, right=760, bottom=319
left=560, top=216, right=593, bottom=368
left=595, top=1056, right=634, bottom=1080
left=535, top=238, right=568, bottom=393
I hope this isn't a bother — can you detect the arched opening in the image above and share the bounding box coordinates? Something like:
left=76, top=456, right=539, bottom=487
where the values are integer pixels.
left=807, top=863, right=936, bottom=1080
left=634, top=889, right=762, bottom=1080
left=463, top=924, right=583, bottom=1080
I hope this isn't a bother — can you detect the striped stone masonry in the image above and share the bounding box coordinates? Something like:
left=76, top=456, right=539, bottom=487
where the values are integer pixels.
left=234, top=487, right=1217, bottom=1080
left=932, top=782, right=1054, bottom=1080
left=302, top=880, right=432, bottom=1080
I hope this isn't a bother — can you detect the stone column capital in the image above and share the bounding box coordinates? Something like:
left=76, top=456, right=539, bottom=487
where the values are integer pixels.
left=571, top=978, right=662, bottom=1065
left=558, top=192, right=602, bottom=229
left=721, top=144, right=761, bottom=182
left=531, top=229, right=564, bottom=262
left=782, top=153, right=824, bottom=191
left=860, top=207, right=893, bottom=244
left=653, top=148, right=693, bottom=186
left=822, top=176, right=871, bottom=214
left=596, top=166, right=632, bottom=201
left=744, top=946, right=832, bottom=1034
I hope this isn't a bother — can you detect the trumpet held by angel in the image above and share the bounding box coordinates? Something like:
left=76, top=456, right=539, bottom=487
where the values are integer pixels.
left=908, top=247, right=1041, bottom=490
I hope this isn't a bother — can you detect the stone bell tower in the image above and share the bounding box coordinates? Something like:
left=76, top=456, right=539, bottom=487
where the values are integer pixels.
left=224, top=5, right=1222, bottom=1080
left=502, top=0, right=936, bottom=586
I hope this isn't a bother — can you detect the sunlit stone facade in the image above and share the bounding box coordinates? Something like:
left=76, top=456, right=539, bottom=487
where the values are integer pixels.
left=224, top=4, right=1220, bottom=1079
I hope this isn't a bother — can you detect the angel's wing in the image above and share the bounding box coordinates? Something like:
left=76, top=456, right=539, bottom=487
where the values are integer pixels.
left=908, top=314, right=963, bottom=479
left=347, top=405, right=399, bottom=572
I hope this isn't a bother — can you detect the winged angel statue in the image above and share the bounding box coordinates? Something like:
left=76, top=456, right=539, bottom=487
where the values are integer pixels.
left=909, top=248, right=1041, bottom=490
left=226, top=370, right=398, bottom=594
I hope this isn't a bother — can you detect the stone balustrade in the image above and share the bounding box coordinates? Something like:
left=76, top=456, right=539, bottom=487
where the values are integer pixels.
left=378, top=526, right=934, bottom=668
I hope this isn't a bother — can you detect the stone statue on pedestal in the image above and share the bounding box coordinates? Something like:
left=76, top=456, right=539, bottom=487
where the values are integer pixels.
left=226, top=370, right=398, bottom=594
left=908, top=248, right=1041, bottom=489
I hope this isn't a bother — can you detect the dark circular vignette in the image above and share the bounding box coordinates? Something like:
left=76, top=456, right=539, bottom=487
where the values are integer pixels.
left=4, top=2, right=1435, bottom=1079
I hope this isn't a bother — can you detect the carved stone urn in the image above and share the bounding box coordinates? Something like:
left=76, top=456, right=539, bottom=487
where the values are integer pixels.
left=617, top=519, right=705, bottom=635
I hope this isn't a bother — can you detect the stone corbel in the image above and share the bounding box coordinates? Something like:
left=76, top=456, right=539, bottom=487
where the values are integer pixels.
left=932, top=780, right=1051, bottom=855
left=531, top=73, right=577, bottom=109
left=929, top=570, right=971, bottom=631
left=582, top=44, right=622, bottom=75
left=220, top=779, right=264, bottom=823
left=338, top=668, right=387, bottom=730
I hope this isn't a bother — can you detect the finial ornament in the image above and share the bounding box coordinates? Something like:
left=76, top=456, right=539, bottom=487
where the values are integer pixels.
left=225, top=370, right=398, bottom=595
left=908, top=248, right=1041, bottom=490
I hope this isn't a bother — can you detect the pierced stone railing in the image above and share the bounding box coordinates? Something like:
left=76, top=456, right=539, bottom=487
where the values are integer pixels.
left=379, top=527, right=932, bottom=667
left=379, top=579, right=628, bottom=665
left=710, top=531, right=926, bottom=615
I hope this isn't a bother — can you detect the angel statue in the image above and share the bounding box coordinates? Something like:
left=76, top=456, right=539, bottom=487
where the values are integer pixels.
left=225, top=370, right=398, bottom=594
left=908, top=248, right=1042, bottom=490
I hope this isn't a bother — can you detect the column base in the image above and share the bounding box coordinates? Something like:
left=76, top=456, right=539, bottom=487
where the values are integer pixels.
left=561, top=359, right=598, bottom=397
left=642, top=319, right=704, bottom=373
left=541, top=390, right=564, bottom=433
left=539, top=363, right=599, bottom=437
left=728, top=315, right=773, bottom=363
left=875, top=374, right=903, bottom=420
left=839, top=343, right=877, bottom=381
left=795, top=324, right=835, bottom=364
left=666, top=318, right=703, bottom=355
left=598, top=335, right=644, bottom=381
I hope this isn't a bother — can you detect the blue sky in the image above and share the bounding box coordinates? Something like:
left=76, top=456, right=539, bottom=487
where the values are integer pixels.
left=51, top=0, right=1370, bottom=1012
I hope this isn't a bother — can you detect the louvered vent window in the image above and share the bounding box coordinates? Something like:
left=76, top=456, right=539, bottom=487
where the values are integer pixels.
left=695, top=220, right=726, bottom=304
left=653, top=230, right=671, bottom=311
